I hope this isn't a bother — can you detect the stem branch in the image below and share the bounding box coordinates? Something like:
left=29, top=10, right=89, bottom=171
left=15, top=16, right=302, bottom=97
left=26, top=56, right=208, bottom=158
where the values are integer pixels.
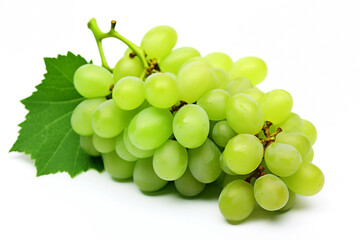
left=87, top=18, right=149, bottom=72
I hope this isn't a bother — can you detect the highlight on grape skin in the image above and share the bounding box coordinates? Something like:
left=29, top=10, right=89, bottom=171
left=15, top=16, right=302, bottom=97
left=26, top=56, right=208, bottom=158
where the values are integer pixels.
left=24, top=18, right=324, bottom=223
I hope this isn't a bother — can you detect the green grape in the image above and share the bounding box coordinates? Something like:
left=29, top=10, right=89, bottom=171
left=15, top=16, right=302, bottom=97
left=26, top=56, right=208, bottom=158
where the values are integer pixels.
left=92, top=134, right=116, bottom=153
left=215, top=172, right=226, bottom=187
left=114, top=133, right=138, bottom=161
left=92, top=99, right=131, bottom=138
left=264, top=142, right=302, bottom=177
left=123, top=48, right=133, bottom=56
left=223, top=134, right=263, bottom=174
left=221, top=174, right=249, bottom=188
left=276, top=131, right=312, bottom=158
left=123, top=128, right=154, bottom=158
left=211, top=120, right=236, bottom=147
left=133, top=158, right=168, bottom=192
left=173, top=104, right=209, bottom=148
left=213, top=68, right=230, bottom=89
left=177, top=62, right=217, bottom=103
left=183, top=56, right=213, bottom=67
left=260, top=89, right=293, bottom=124
left=153, top=140, right=188, bottom=181
left=254, top=174, right=289, bottom=211
left=113, top=54, right=144, bottom=82
left=303, top=148, right=314, bottom=162
left=243, top=88, right=265, bottom=104
left=159, top=47, right=200, bottom=75
left=225, top=77, right=253, bottom=96
left=144, top=73, right=179, bottom=108
left=208, top=120, right=217, bottom=139
left=226, top=94, right=264, bottom=134
left=219, top=154, right=236, bottom=175
left=102, top=151, right=135, bottom=180
left=277, top=112, right=303, bottom=132
left=73, top=64, right=114, bottom=98
left=174, top=168, right=206, bottom=197
left=188, top=138, right=222, bottom=183
left=204, top=52, right=233, bottom=72
left=112, top=76, right=145, bottom=110
left=279, top=190, right=296, bottom=211
left=282, top=162, right=324, bottom=196
left=218, top=180, right=255, bottom=222
left=229, top=56, right=267, bottom=85
left=80, top=135, right=100, bottom=157
left=71, top=98, right=106, bottom=136
left=301, top=119, right=317, bottom=145
left=140, top=25, right=177, bottom=61
left=128, top=107, right=173, bottom=150
left=197, top=89, right=230, bottom=121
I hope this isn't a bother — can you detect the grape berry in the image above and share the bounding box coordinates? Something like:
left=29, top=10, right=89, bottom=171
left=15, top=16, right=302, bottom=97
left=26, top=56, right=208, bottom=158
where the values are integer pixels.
left=71, top=19, right=324, bottom=223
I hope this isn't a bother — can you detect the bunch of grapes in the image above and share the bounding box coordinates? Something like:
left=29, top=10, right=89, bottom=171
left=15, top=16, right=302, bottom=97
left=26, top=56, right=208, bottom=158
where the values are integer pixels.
left=71, top=22, right=324, bottom=223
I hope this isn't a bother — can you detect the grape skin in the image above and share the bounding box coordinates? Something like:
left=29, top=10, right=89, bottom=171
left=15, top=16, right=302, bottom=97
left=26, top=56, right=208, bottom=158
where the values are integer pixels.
left=260, top=89, right=293, bottom=124
left=301, top=119, right=317, bottom=145
left=229, top=57, right=267, bottom=85
left=213, top=68, right=230, bottom=89
left=188, top=138, right=222, bottom=183
left=112, top=76, right=145, bottom=110
left=174, top=168, right=205, bottom=197
left=133, top=158, right=168, bottom=192
left=122, top=128, right=154, bottom=159
left=242, top=88, right=265, bottom=104
left=128, top=107, right=173, bottom=150
left=282, top=162, right=324, bottom=196
left=218, top=180, right=255, bottom=222
left=113, top=54, right=144, bottom=82
left=211, top=120, right=237, bottom=148
left=173, top=104, right=210, bottom=149
left=177, top=62, right=217, bottom=103
left=140, top=25, right=177, bottom=61
left=80, top=135, right=100, bottom=157
left=276, top=131, right=312, bottom=159
left=159, top=47, right=200, bottom=75
left=92, top=134, right=117, bottom=153
left=114, top=133, right=138, bottom=162
left=102, top=151, right=136, bottom=180
left=144, top=73, right=179, bottom=109
left=225, top=77, right=253, bottom=96
left=226, top=94, right=264, bottom=135
left=204, top=52, right=233, bottom=72
left=74, top=64, right=114, bottom=98
left=92, top=100, right=131, bottom=138
left=264, top=142, right=302, bottom=177
left=71, top=98, right=106, bottom=136
left=153, top=140, right=188, bottom=181
left=223, top=134, right=263, bottom=175
left=197, top=89, right=230, bottom=121
left=254, top=174, right=289, bottom=211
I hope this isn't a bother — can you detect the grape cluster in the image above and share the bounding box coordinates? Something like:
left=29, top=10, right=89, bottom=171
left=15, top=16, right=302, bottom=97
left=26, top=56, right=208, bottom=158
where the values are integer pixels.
left=71, top=24, right=324, bottom=223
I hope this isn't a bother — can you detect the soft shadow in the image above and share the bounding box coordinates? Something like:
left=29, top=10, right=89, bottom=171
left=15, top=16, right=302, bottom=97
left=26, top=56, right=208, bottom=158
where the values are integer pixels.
left=291, top=196, right=311, bottom=211
left=8, top=152, right=34, bottom=166
left=243, top=205, right=284, bottom=223
left=141, top=182, right=178, bottom=196
left=111, top=176, right=134, bottom=183
left=196, top=182, right=222, bottom=200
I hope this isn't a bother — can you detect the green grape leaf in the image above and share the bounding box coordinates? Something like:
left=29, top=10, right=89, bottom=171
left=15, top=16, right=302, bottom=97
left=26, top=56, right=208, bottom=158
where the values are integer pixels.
left=10, top=52, right=104, bottom=177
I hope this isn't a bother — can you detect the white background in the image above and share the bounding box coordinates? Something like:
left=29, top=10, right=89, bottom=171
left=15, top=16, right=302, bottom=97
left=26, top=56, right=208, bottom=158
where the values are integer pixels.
left=1, top=0, right=359, bottom=239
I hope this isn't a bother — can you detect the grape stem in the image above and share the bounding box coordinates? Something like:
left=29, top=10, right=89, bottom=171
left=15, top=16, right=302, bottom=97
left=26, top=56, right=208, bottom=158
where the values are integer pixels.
left=259, top=121, right=282, bottom=151
left=87, top=18, right=149, bottom=72
left=245, top=165, right=266, bottom=183
left=170, top=101, right=188, bottom=114
left=246, top=121, right=282, bottom=183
